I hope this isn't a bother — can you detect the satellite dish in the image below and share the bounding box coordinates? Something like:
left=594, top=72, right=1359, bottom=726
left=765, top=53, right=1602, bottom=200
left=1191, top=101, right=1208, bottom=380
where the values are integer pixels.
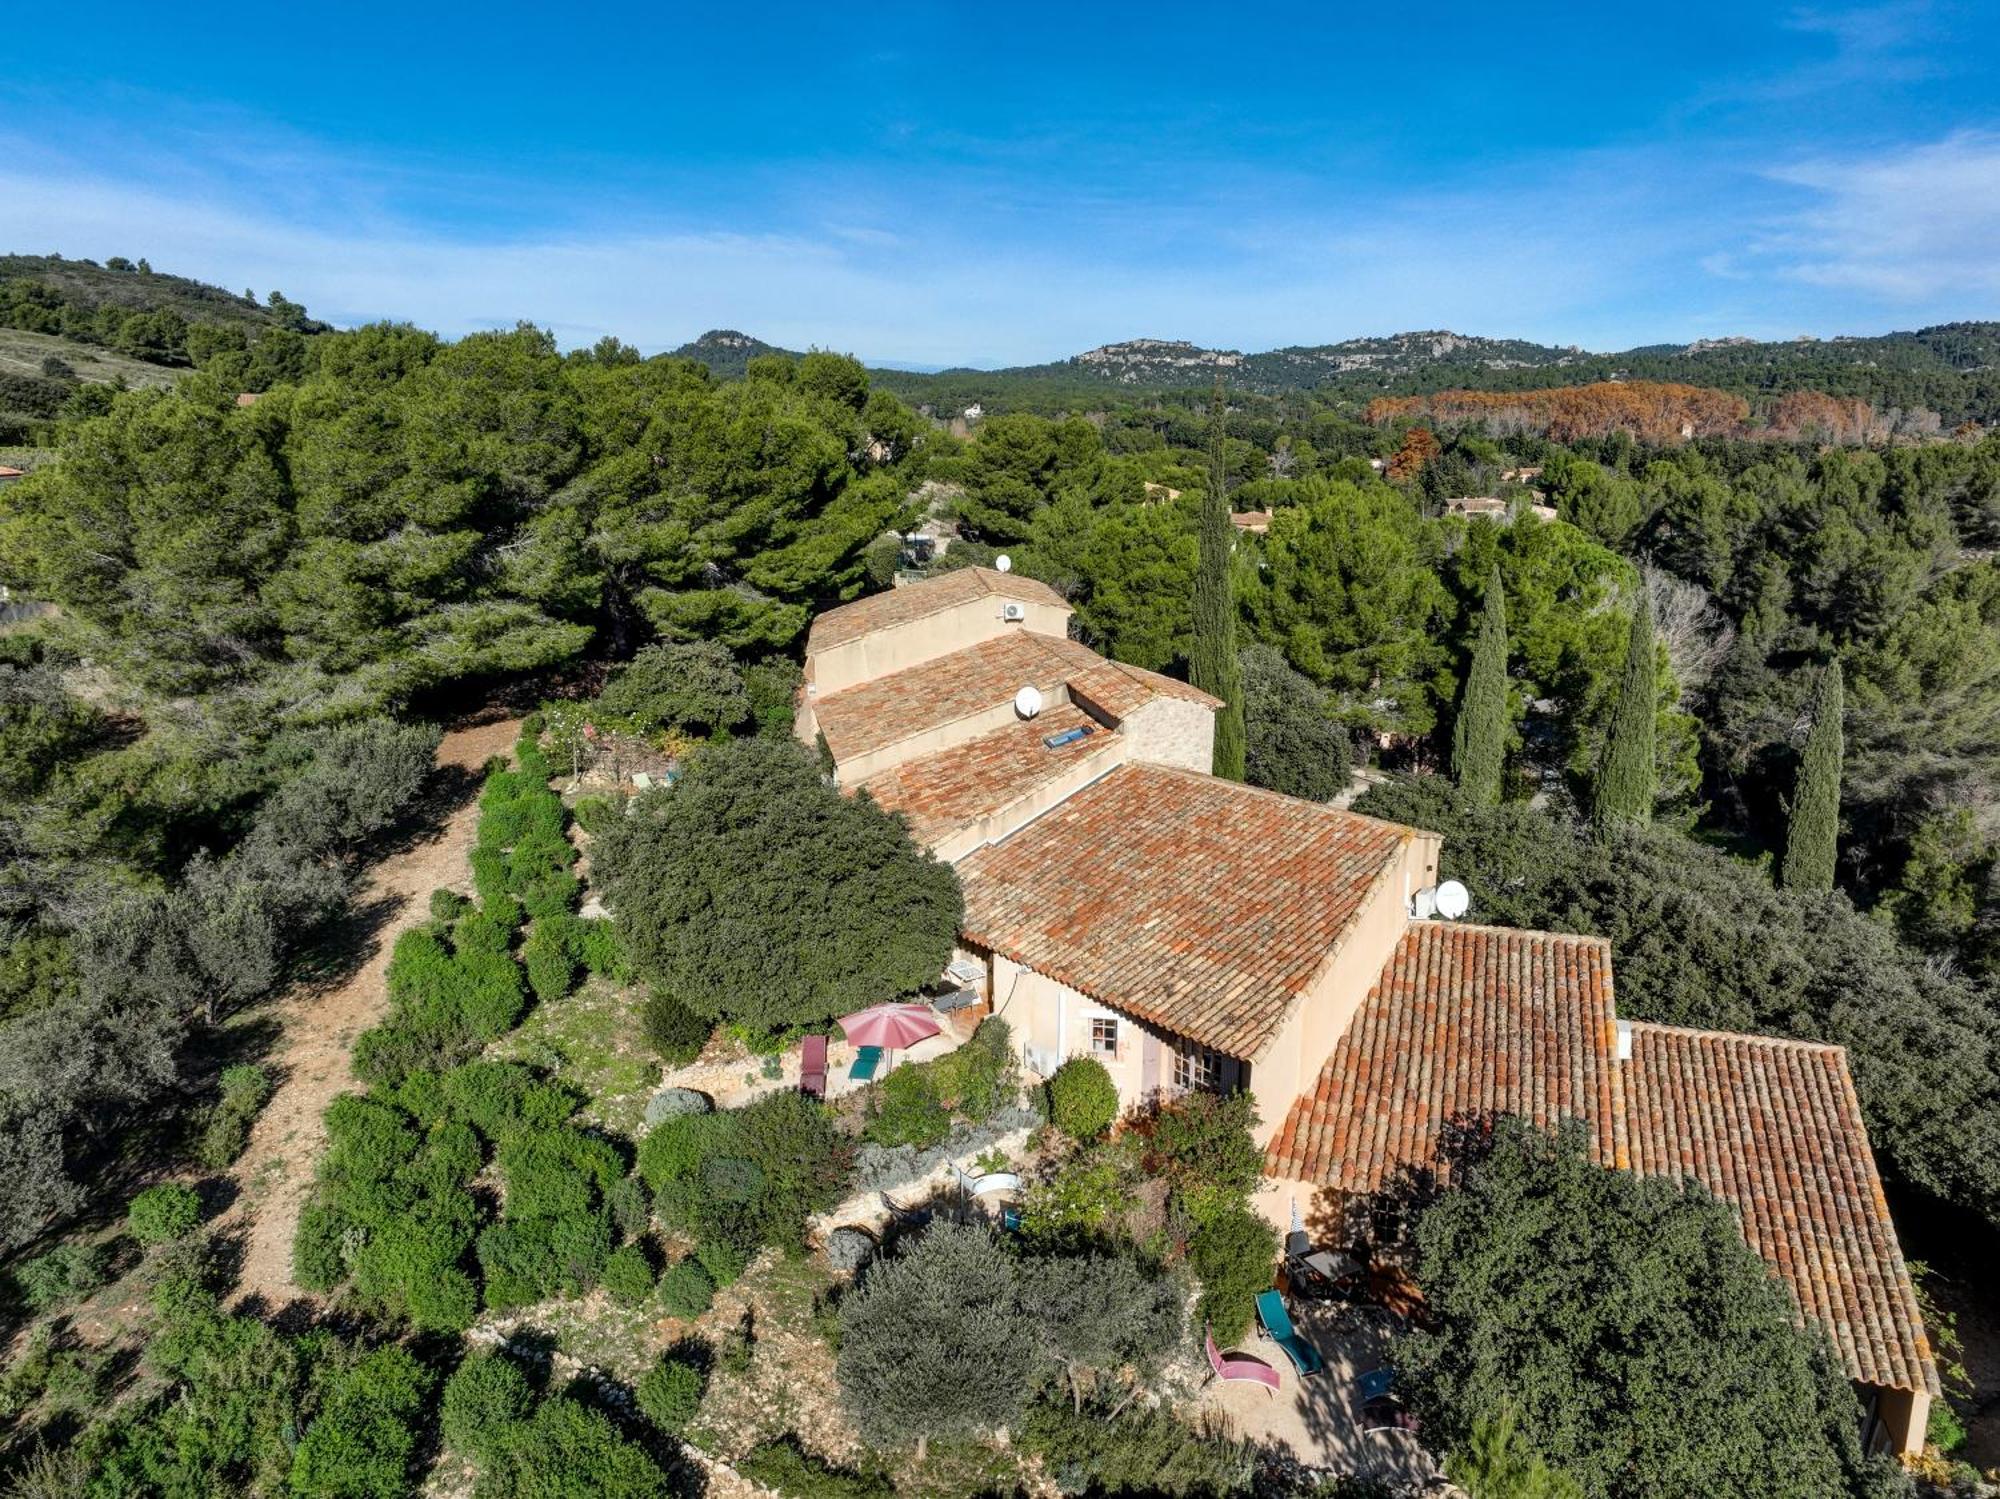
left=994, top=554, right=1013, bottom=573
left=1014, top=684, right=1044, bottom=719
left=1411, top=886, right=1437, bottom=920
left=1435, top=880, right=1470, bottom=920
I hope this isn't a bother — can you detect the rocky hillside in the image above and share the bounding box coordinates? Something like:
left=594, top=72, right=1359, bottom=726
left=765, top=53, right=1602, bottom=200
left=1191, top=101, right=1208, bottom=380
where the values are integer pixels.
left=669, top=328, right=799, bottom=378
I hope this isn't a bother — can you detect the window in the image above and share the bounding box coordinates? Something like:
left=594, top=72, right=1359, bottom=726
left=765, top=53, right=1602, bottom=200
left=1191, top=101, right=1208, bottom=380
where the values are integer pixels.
left=1174, top=1046, right=1219, bottom=1093
left=1089, top=1016, right=1119, bottom=1056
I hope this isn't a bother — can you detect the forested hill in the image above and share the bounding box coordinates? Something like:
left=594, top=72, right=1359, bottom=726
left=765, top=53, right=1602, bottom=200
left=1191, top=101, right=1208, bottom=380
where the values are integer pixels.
left=863, top=323, right=2000, bottom=425
left=668, top=328, right=799, bottom=377
left=0, top=254, right=315, bottom=333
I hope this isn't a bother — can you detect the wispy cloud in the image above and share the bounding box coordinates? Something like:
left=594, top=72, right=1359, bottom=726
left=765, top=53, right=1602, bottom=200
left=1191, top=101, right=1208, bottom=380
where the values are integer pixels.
left=1754, top=130, right=2000, bottom=299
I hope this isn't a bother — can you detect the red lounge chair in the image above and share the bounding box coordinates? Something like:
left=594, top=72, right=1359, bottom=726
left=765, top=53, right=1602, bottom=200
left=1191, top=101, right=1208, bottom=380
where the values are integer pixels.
left=799, top=1034, right=828, bottom=1098
left=1204, top=1324, right=1280, bottom=1396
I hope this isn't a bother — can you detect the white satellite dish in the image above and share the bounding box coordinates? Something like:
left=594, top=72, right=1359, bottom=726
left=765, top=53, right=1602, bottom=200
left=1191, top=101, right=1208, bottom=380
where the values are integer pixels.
left=1435, top=880, right=1470, bottom=920
left=1014, top=684, right=1044, bottom=719
left=1411, top=886, right=1437, bottom=920
left=994, top=554, right=1013, bottom=573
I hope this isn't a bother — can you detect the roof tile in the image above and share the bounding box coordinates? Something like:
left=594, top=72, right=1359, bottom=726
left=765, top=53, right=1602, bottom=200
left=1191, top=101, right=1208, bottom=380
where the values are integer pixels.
left=806, top=567, right=1068, bottom=652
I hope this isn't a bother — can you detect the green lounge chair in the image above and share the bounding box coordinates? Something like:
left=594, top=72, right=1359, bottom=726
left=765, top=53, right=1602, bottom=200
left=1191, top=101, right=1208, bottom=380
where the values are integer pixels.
left=1256, top=1289, right=1324, bottom=1377
left=848, top=1045, right=884, bottom=1082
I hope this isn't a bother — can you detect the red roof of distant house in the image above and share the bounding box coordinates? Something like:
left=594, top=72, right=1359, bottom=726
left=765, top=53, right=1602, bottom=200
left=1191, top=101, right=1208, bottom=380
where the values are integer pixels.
left=234, top=392, right=260, bottom=407
left=0, top=466, right=24, bottom=479
left=958, top=764, right=1413, bottom=1057
left=1231, top=511, right=1273, bottom=532
left=807, top=567, right=1068, bottom=653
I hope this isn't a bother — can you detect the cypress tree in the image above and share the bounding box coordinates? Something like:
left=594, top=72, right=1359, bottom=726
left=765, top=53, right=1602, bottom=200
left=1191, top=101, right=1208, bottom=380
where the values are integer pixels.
left=1781, top=660, right=1844, bottom=892
left=1591, top=585, right=1657, bottom=833
left=1451, top=563, right=1509, bottom=806
left=1192, top=379, right=1246, bottom=780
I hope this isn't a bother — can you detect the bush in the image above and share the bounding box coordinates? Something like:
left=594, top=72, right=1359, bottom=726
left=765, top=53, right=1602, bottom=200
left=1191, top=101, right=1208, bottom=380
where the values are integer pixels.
left=643, top=1087, right=712, bottom=1127
left=694, top=1235, right=747, bottom=1288
left=429, top=888, right=470, bottom=923
left=592, top=736, right=961, bottom=1034
left=864, top=1063, right=951, bottom=1148
left=658, top=1259, right=715, bottom=1317
left=635, top=1351, right=706, bottom=1433
left=601, top=1242, right=655, bottom=1303
left=523, top=924, right=579, bottom=1004
left=195, top=1063, right=275, bottom=1168
left=577, top=919, right=624, bottom=978
left=1044, top=1057, right=1119, bottom=1140
left=1241, top=642, right=1351, bottom=802
left=642, top=989, right=711, bottom=1064
left=573, top=794, right=624, bottom=835
left=288, top=1345, right=433, bottom=1499
left=736, top=1435, right=893, bottom=1499
left=480, top=1395, right=671, bottom=1496
left=1021, top=1395, right=1253, bottom=1498
left=1186, top=1203, right=1278, bottom=1345
left=596, top=640, right=749, bottom=735
left=127, top=1184, right=201, bottom=1245
left=441, top=1352, right=535, bottom=1463
left=10, top=1241, right=106, bottom=1310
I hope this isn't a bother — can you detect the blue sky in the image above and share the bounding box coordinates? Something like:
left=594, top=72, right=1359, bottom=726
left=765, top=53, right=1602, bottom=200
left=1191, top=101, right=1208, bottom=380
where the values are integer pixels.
left=4, top=2, right=1997, bottom=365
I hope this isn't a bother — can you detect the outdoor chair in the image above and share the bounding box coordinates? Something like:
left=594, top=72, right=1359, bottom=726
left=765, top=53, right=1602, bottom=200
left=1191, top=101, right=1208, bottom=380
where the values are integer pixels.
left=1357, top=1366, right=1396, bottom=1402
left=1361, top=1394, right=1420, bottom=1436
left=1203, top=1324, right=1280, bottom=1396
left=848, top=1045, right=883, bottom=1082
left=799, top=1034, right=828, bottom=1098
left=1255, top=1289, right=1325, bottom=1377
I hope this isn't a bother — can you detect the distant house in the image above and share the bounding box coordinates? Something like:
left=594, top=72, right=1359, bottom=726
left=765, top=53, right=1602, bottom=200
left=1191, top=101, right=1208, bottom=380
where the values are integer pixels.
left=792, top=567, right=1941, bottom=1457
left=1499, top=464, right=1543, bottom=483
left=1368, top=457, right=1386, bottom=472
left=1141, top=481, right=1184, bottom=503
left=235, top=392, right=260, bottom=408
left=1445, top=495, right=1560, bottom=525
left=0, top=466, right=24, bottom=485
left=963, top=403, right=984, bottom=421
left=1230, top=510, right=1273, bottom=534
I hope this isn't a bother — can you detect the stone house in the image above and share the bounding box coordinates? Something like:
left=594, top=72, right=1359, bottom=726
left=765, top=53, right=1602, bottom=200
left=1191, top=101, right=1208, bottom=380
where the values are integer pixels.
left=795, top=567, right=1937, bottom=1454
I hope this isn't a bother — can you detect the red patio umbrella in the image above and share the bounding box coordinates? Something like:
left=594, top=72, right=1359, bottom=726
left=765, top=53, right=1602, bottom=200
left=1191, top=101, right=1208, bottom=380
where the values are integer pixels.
left=838, top=1002, right=941, bottom=1056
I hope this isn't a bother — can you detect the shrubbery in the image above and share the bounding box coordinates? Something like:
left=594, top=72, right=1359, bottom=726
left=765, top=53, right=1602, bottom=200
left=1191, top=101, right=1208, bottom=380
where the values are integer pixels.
left=736, top=1435, right=894, bottom=1499
left=642, top=988, right=712, bottom=1064
left=636, top=1344, right=708, bottom=1433
left=1186, top=1202, right=1279, bottom=1345
left=1044, top=1056, right=1119, bottom=1140
left=1021, top=1394, right=1252, bottom=1498
left=441, top=1352, right=672, bottom=1496
left=8, top=1240, right=106, bottom=1310
left=195, top=1063, right=274, bottom=1169
left=658, top=1259, right=715, bottom=1318
left=127, top=1183, right=201, bottom=1245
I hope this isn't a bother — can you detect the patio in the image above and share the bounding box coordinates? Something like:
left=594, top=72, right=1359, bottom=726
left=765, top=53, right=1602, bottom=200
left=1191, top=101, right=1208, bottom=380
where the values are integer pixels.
left=1196, top=1300, right=1443, bottom=1491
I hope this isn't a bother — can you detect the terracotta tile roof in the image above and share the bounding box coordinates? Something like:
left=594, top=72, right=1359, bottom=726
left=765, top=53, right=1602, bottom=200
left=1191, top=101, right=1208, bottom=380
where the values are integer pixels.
left=1266, top=924, right=1626, bottom=1189
left=806, top=567, right=1069, bottom=652
left=813, top=632, right=1215, bottom=766
left=958, top=764, right=1411, bottom=1057
left=1231, top=511, right=1273, bottom=531
left=856, top=705, right=1122, bottom=847
left=1623, top=1022, right=1937, bottom=1395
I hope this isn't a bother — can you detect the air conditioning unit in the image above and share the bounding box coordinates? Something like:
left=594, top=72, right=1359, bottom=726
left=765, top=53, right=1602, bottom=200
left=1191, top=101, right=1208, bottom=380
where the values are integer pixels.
left=1001, top=601, right=1026, bottom=622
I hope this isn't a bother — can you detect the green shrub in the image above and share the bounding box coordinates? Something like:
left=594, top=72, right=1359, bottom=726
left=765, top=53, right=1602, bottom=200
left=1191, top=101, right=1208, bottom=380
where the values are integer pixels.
left=658, top=1259, right=715, bottom=1318
left=441, top=1352, right=534, bottom=1462
left=694, top=1236, right=747, bottom=1288
left=642, top=989, right=711, bottom=1064
left=127, top=1184, right=201, bottom=1245
left=429, top=888, right=470, bottom=923
left=440, top=1060, right=535, bottom=1135
left=476, top=1221, right=559, bottom=1310
left=288, top=1345, right=432, bottom=1498
left=736, top=1435, right=893, bottom=1499
left=293, top=1203, right=350, bottom=1291
left=1021, top=1395, right=1252, bottom=1498
left=601, top=1243, right=655, bottom=1303
left=10, top=1242, right=106, bottom=1310
left=635, top=1349, right=706, bottom=1433
left=573, top=794, right=623, bottom=835
left=865, top=1063, right=951, bottom=1148
left=1045, top=1056, right=1119, bottom=1140
left=577, top=919, right=624, bottom=978
left=524, top=923, right=579, bottom=1004
left=480, top=1394, right=669, bottom=1496
left=931, top=1017, right=1015, bottom=1120
left=1187, top=1203, right=1278, bottom=1345
left=195, top=1063, right=276, bottom=1168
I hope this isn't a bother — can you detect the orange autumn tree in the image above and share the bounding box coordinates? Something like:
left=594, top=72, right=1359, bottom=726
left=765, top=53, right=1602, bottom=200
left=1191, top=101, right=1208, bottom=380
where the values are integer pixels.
left=1367, top=382, right=1748, bottom=444
left=1387, top=425, right=1441, bottom=481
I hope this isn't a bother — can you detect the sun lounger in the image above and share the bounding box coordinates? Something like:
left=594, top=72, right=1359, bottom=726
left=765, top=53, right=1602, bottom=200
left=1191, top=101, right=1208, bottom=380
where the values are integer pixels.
left=1358, top=1366, right=1396, bottom=1402
left=1204, top=1325, right=1280, bottom=1395
left=1255, top=1289, right=1324, bottom=1377
left=848, top=1045, right=883, bottom=1082
left=799, top=1034, right=828, bottom=1098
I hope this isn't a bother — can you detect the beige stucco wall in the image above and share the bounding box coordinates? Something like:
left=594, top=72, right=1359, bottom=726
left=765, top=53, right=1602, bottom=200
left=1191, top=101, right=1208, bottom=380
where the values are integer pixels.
left=1244, top=832, right=1440, bottom=1146
left=1870, top=1383, right=1930, bottom=1458
left=1108, top=694, right=1217, bottom=772
left=807, top=596, right=1071, bottom=696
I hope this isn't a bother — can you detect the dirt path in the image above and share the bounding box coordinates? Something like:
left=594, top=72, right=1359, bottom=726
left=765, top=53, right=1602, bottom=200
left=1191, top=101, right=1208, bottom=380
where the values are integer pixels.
left=222, top=716, right=522, bottom=1314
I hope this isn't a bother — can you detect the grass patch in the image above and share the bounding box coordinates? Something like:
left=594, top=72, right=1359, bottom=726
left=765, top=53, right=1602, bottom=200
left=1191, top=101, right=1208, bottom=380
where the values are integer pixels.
left=490, top=974, right=658, bottom=1135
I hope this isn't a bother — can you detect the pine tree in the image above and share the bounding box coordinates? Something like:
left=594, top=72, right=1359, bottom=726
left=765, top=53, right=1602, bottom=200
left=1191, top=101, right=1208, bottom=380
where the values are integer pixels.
left=1591, top=585, right=1658, bottom=833
left=1781, top=660, right=1844, bottom=892
left=1192, top=379, right=1245, bottom=780
left=1451, top=563, right=1509, bottom=806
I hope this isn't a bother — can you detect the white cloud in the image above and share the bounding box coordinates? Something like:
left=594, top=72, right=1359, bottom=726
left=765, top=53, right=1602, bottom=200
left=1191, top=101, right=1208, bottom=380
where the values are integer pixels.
left=1757, top=131, right=2000, bottom=300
